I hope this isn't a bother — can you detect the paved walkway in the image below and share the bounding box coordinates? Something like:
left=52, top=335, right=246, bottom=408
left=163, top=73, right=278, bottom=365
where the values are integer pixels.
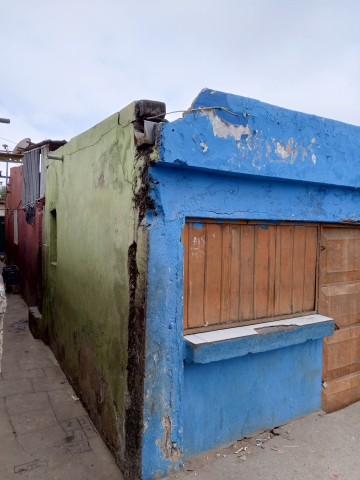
left=0, top=293, right=122, bottom=480
left=3, top=291, right=360, bottom=480
left=169, top=398, right=360, bottom=480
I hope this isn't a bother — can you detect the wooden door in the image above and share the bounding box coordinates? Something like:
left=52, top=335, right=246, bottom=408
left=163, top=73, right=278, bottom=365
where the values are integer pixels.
left=320, top=226, right=360, bottom=412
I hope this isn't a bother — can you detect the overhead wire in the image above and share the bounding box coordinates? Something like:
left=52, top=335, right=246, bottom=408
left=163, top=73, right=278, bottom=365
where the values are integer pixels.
left=0, top=137, right=17, bottom=145
left=146, top=106, right=241, bottom=121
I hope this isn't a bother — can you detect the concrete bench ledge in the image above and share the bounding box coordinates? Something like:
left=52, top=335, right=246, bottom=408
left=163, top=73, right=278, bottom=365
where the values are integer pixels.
left=184, top=314, right=334, bottom=364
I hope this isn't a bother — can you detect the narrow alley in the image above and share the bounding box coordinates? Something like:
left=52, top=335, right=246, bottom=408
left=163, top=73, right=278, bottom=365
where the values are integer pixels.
left=1, top=290, right=360, bottom=479
left=0, top=291, right=122, bottom=480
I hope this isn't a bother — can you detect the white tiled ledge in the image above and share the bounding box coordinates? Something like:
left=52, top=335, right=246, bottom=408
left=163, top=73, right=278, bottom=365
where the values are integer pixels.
left=184, top=314, right=333, bottom=346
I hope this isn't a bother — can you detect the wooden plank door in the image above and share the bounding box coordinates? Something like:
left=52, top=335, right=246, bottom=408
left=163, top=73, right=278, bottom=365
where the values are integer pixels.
left=320, top=226, right=360, bottom=412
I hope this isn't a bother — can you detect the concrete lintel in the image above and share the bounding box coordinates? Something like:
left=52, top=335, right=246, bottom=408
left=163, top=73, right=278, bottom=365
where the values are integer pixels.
left=184, top=315, right=334, bottom=364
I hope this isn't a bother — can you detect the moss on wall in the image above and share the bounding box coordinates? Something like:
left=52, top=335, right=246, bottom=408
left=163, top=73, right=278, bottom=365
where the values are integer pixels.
left=42, top=102, right=156, bottom=478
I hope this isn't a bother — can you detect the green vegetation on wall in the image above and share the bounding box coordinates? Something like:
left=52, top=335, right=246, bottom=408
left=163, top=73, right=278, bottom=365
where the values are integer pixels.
left=42, top=102, right=150, bottom=476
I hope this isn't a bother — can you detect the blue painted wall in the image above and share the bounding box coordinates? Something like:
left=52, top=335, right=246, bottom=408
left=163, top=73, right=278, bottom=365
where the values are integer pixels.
left=184, top=339, right=323, bottom=457
left=161, top=88, right=360, bottom=190
left=141, top=89, right=360, bottom=479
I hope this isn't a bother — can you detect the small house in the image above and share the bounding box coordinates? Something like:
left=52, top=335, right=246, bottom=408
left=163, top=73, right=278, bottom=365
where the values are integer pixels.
left=41, top=89, right=360, bottom=479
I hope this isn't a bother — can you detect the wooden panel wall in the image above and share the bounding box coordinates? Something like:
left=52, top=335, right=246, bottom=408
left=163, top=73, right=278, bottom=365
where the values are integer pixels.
left=320, top=226, right=360, bottom=412
left=183, top=221, right=318, bottom=332
left=184, top=221, right=360, bottom=413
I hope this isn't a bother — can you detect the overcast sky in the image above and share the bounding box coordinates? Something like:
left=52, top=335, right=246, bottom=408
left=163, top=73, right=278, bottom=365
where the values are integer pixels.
left=1, top=0, right=360, bottom=150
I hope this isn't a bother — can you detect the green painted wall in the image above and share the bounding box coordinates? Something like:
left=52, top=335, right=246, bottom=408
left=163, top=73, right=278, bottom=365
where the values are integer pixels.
left=43, top=102, right=150, bottom=476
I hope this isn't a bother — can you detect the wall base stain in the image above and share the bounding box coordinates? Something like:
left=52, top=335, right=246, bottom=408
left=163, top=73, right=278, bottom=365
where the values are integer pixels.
left=124, top=241, right=145, bottom=480
left=156, top=416, right=182, bottom=464
left=79, top=344, right=108, bottom=412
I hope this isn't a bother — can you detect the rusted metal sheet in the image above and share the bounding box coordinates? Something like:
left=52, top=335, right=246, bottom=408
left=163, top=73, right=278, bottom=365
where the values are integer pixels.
left=22, top=148, right=40, bottom=208
left=183, top=221, right=318, bottom=332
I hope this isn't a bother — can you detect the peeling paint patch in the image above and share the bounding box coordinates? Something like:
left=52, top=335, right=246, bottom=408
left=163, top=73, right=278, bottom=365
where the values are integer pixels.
left=156, top=416, right=182, bottom=463
left=275, top=142, right=290, bottom=160
left=273, top=138, right=299, bottom=164
left=266, top=141, right=272, bottom=156
left=200, top=142, right=208, bottom=153
left=203, top=110, right=253, bottom=141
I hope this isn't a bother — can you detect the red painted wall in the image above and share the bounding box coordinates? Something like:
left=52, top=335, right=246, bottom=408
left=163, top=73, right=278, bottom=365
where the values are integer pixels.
left=5, top=166, right=44, bottom=308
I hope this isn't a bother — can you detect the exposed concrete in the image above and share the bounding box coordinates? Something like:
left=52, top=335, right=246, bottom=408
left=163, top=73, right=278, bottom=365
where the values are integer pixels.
left=28, top=306, right=42, bottom=339
left=0, top=293, right=122, bottom=480
left=168, top=402, right=360, bottom=480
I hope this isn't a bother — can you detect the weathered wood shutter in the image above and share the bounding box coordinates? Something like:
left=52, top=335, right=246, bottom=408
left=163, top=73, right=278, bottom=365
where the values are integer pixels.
left=183, top=221, right=318, bottom=332
left=184, top=220, right=360, bottom=412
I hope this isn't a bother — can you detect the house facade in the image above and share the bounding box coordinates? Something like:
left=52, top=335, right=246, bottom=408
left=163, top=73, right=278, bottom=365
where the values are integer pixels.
left=5, top=141, right=65, bottom=306
left=40, top=90, right=360, bottom=479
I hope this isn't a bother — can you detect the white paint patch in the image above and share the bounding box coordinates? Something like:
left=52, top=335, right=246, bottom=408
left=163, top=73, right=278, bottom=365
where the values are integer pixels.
left=266, top=140, right=272, bottom=156
left=275, top=142, right=289, bottom=159
left=200, top=141, right=208, bottom=153
left=204, top=110, right=253, bottom=141
left=0, top=277, right=7, bottom=373
left=203, top=110, right=317, bottom=168
left=272, top=138, right=301, bottom=164
left=191, top=235, right=205, bottom=258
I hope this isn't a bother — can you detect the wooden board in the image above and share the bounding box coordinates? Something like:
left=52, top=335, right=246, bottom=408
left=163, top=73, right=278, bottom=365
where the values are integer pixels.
left=323, top=325, right=360, bottom=381
left=183, top=221, right=318, bottom=331
left=322, top=371, right=360, bottom=413
left=320, top=226, right=360, bottom=411
left=319, top=282, right=360, bottom=328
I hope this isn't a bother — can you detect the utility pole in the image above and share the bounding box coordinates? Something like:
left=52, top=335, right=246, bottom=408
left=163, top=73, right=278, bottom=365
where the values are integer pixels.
left=1, top=117, right=11, bottom=187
